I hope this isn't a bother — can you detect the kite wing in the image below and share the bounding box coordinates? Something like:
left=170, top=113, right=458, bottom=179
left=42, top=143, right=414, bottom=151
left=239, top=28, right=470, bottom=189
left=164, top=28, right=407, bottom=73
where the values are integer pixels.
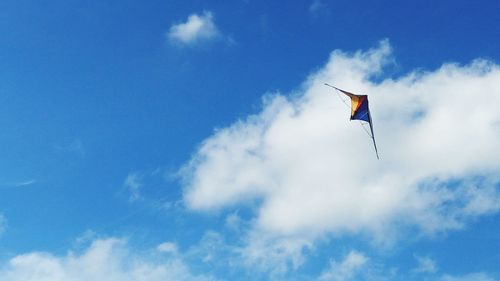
left=324, top=84, right=380, bottom=159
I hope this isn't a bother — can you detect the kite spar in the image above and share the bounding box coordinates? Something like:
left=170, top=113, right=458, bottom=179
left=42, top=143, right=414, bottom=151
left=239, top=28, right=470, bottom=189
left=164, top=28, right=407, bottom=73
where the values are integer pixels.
left=324, top=83, right=380, bottom=160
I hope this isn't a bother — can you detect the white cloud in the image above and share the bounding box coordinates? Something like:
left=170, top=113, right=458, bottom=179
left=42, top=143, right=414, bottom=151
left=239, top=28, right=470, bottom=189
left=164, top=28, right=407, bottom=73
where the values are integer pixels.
left=187, top=231, right=230, bottom=265
left=123, top=168, right=173, bottom=204
left=157, top=242, right=178, bottom=254
left=55, top=139, right=85, bottom=156
left=413, top=255, right=438, bottom=274
left=0, top=237, right=217, bottom=281
left=0, top=179, right=37, bottom=188
left=0, top=213, right=7, bottom=236
left=238, top=232, right=313, bottom=275
left=225, top=212, right=244, bottom=231
left=1, top=233, right=493, bottom=281
left=13, top=180, right=37, bottom=187
left=168, top=11, right=220, bottom=45
left=314, top=251, right=494, bottom=281
left=309, top=0, right=329, bottom=17
left=180, top=40, right=500, bottom=261
left=124, top=172, right=142, bottom=202
left=75, top=229, right=97, bottom=245
left=441, top=273, right=496, bottom=281
left=318, top=251, right=368, bottom=281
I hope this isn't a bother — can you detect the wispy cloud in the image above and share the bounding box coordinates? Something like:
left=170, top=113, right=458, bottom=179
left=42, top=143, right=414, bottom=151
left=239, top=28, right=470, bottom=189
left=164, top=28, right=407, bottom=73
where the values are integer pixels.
left=124, top=172, right=142, bottom=202
left=413, top=255, right=438, bottom=274
left=309, top=0, right=329, bottom=18
left=75, top=229, right=98, bottom=245
left=168, top=11, right=220, bottom=45
left=123, top=168, right=174, bottom=204
left=0, top=179, right=37, bottom=188
left=0, top=214, right=7, bottom=237
left=157, top=242, right=178, bottom=254
left=314, top=251, right=494, bottom=281
left=318, top=251, right=368, bottom=281
left=13, top=179, right=37, bottom=187
left=180, top=40, right=500, bottom=266
left=55, top=139, right=85, bottom=156
left=238, top=232, right=313, bottom=274
left=441, top=273, right=496, bottom=281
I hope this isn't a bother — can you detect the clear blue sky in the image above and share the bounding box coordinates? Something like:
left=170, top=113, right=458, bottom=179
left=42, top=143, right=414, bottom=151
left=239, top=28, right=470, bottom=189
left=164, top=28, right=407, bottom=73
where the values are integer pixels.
left=1, top=1, right=499, bottom=280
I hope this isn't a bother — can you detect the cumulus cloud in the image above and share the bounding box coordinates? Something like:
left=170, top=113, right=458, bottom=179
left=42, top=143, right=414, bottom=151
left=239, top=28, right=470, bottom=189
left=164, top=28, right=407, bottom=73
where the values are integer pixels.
left=180, top=39, right=500, bottom=260
left=0, top=237, right=217, bottom=281
left=168, top=11, right=220, bottom=45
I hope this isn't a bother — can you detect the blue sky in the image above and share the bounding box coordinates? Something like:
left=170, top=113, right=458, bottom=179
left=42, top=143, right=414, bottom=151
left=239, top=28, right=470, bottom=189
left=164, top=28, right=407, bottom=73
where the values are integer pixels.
left=1, top=1, right=500, bottom=280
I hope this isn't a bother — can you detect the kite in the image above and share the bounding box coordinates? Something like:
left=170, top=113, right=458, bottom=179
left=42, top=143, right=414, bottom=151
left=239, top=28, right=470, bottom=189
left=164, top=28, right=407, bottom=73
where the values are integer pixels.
left=325, top=83, right=380, bottom=159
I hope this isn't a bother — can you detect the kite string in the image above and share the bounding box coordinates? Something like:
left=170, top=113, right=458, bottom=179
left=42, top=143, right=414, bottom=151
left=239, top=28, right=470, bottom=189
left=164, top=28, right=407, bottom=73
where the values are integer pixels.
left=359, top=121, right=373, bottom=138
left=335, top=89, right=351, bottom=109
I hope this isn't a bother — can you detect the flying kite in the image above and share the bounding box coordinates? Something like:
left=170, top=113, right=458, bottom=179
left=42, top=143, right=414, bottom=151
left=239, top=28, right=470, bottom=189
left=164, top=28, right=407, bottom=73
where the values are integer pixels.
left=325, top=83, right=380, bottom=159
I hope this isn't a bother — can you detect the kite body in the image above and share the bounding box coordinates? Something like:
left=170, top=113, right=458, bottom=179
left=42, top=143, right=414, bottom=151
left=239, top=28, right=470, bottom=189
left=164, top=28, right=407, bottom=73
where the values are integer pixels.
left=324, top=84, right=380, bottom=159
left=345, top=93, right=370, bottom=122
